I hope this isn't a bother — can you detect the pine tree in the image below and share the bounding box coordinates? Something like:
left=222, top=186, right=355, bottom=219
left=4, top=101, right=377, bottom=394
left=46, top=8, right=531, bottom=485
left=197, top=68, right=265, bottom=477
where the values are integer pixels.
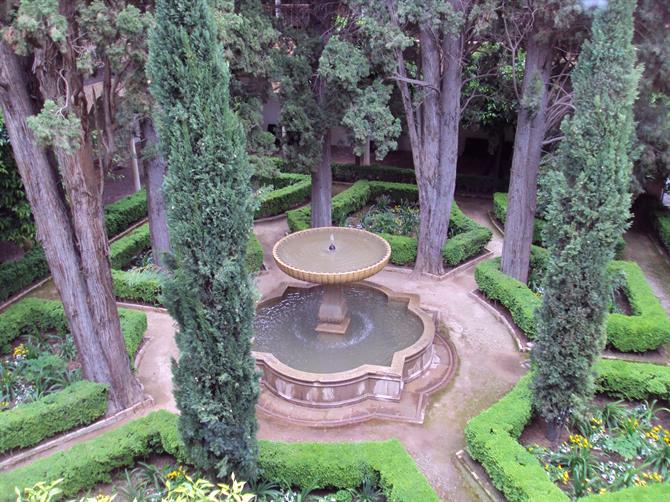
left=531, top=0, right=639, bottom=439
left=147, top=0, right=259, bottom=479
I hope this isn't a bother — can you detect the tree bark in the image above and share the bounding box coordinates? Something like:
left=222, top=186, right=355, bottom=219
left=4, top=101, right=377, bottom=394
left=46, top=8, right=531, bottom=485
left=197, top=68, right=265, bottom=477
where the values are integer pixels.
left=0, top=42, right=142, bottom=413
left=362, top=137, right=371, bottom=166
left=311, top=128, right=333, bottom=227
left=501, top=36, right=552, bottom=283
left=141, top=118, right=171, bottom=268
left=129, top=123, right=142, bottom=193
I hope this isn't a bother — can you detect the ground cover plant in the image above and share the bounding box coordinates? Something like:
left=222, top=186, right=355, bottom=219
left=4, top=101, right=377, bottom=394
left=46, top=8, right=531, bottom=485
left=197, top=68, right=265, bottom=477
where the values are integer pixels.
left=0, top=298, right=146, bottom=453
left=1, top=410, right=438, bottom=502
left=465, top=359, right=670, bottom=502
left=475, top=255, right=670, bottom=352
left=288, top=180, right=492, bottom=268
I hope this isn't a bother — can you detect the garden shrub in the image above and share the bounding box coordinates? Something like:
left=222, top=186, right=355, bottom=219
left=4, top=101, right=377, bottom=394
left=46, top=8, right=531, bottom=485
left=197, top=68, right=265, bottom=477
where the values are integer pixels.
left=245, top=232, right=264, bottom=273
left=287, top=180, right=492, bottom=268
left=0, top=380, right=107, bottom=454
left=0, top=298, right=147, bottom=359
left=474, top=258, right=670, bottom=352
left=109, top=224, right=151, bottom=270
left=651, top=208, right=670, bottom=255
left=493, top=192, right=545, bottom=245
left=112, top=269, right=163, bottom=305
left=0, top=191, right=150, bottom=302
left=255, top=173, right=311, bottom=219
left=465, top=361, right=670, bottom=502
left=0, top=411, right=437, bottom=502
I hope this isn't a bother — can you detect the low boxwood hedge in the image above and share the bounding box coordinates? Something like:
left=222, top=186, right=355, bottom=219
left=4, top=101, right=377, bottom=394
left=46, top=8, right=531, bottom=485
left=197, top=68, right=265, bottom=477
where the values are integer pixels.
left=287, top=180, right=492, bottom=268
left=0, top=380, right=107, bottom=455
left=246, top=232, right=264, bottom=273
left=652, top=208, right=670, bottom=255
left=0, top=191, right=150, bottom=303
left=332, top=162, right=508, bottom=194
left=109, top=224, right=151, bottom=270
left=464, top=360, right=670, bottom=502
left=255, top=173, right=311, bottom=219
left=0, top=410, right=438, bottom=502
left=0, top=298, right=147, bottom=360
left=475, top=257, right=670, bottom=352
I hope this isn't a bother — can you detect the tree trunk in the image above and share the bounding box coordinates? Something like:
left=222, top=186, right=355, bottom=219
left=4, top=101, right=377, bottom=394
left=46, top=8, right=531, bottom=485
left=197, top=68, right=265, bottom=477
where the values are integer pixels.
left=141, top=118, right=171, bottom=267
left=0, top=42, right=142, bottom=413
left=501, top=36, right=552, bottom=283
left=362, top=137, right=371, bottom=166
left=311, top=128, right=332, bottom=227
left=129, top=122, right=142, bottom=193
left=413, top=27, right=463, bottom=276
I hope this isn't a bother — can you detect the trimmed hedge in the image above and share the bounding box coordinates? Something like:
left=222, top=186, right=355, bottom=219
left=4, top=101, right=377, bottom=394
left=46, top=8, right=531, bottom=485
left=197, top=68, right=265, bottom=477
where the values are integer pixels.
left=246, top=232, right=264, bottom=273
left=474, top=258, right=670, bottom=352
left=332, top=162, right=508, bottom=194
left=652, top=208, right=670, bottom=255
left=109, top=224, right=151, bottom=270
left=464, top=360, right=670, bottom=502
left=0, top=381, right=107, bottom=455
left=0, top=191, right=149, bottom=302
left=288, top=180, right=492, bottom=268
left=0, top=298, right=147, bottom=360
left=255, top=173, right=311, bottom=219
left=0, top=410, right=438, bottom=502
left=112, top=269, right=162, bottom=305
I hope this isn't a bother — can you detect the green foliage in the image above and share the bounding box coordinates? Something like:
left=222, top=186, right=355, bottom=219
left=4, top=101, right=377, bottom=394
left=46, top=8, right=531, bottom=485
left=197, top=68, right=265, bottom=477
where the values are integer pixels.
left=0, top=411, right=437, bottom=502
left=493, top=192, right=544, bottom=244
left=112, top=268, right=163, bottom=305
left=255, top=173, right=311, bottom=219
left=532, top=0, right=640, bottom=426
left=245, top=233, right=263, bottom=274
left=103, top=190, right=148, bottom=238
left=651, top=208, right=670, bottom=255
left=288, top=181, right=492, bottom=267
left=0, top=298, right=147, bottom=360
left=0, top=381, right=107, bottom=454
left=0, top=117, right=33, bottom=246
left=475, top=258, right=670, bottom=352
left=0, top=247, right=50, bottom=303
left=465, top=361, right=670, bottom=502
left=109, top=224, right=151, bottom=269
left=148, top=0, right=259, bottom=480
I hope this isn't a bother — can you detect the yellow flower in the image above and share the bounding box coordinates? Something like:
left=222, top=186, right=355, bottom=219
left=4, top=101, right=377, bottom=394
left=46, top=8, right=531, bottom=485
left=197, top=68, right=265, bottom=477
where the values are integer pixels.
left=561, top=470, right=570, bottom=485
left=599, top=488, right=607, bottom=494
left=12, top=344, right=28, bottom=358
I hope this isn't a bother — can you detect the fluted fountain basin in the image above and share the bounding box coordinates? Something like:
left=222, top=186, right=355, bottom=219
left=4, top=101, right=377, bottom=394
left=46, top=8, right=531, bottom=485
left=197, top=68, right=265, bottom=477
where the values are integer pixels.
left=272, top=227, right=391, bottom=284
left=252, top=282, right=435, bottom=407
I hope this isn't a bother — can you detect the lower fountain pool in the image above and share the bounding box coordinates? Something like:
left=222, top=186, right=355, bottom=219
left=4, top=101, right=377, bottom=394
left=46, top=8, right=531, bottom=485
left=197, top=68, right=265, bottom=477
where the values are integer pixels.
left=253, top=284, right=424, bottom=373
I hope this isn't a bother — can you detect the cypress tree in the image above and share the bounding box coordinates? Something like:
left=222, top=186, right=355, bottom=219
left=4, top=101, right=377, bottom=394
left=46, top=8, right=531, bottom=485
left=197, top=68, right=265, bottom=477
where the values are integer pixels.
left=147, top=0, right=259, bottom=479
left=531, top=0, right=640, bottom=439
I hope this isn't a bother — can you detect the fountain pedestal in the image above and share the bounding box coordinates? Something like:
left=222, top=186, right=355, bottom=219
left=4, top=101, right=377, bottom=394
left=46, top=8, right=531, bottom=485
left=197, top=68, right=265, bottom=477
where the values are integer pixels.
left=316, top=285, right=350, bottom=335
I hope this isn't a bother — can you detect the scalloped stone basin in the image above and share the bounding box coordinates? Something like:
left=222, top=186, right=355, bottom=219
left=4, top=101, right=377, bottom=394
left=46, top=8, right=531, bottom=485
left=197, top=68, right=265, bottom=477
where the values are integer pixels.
left=252, top=282, right=435, bottom=407
left=273, top=227, right=391, bottom=334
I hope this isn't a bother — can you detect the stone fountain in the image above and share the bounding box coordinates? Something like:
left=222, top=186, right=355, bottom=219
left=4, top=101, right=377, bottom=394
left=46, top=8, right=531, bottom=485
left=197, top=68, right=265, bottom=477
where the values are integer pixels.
left=272, top=227, right=391, bottom=335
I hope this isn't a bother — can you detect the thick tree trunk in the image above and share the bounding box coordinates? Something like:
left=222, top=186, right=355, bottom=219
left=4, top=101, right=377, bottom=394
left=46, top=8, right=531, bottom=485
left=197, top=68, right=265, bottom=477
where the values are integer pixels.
left=129, top=127, right=142, bottom=193
left=413, top=27, right=463, bottom=276
left=311, top=128, right=333, bottom=227
left=141, top=119, right=171, bottom=267
left=501, top=36, right=552, bottom=283
left=0, top=42, right=142, bottom=413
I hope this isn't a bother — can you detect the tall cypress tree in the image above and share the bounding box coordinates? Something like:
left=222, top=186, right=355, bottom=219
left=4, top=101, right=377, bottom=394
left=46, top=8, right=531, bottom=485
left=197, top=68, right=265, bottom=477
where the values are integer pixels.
left=531, top=0, right=640, bottom=439
left=147, top=0, right=259, bottom=478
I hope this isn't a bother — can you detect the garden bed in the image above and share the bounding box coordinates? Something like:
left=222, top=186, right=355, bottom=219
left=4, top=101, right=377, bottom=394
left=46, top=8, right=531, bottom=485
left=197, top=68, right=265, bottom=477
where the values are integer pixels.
left=651, top=207, right=670, bottom=257
left=464, top=359, right=670, bottom=502
left=287, top=180, right=493, bottom=269
left=1, top=410, right=438, bottom=502
left=254, top=172, right=311, bottom=219
left=474, top=252, right=670, bottom=353
left=0, top=298, right=147, bottom=454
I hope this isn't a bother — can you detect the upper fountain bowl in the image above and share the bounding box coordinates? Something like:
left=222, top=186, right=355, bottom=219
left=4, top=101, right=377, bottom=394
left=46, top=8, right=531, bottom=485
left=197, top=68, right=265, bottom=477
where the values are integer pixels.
left=272, top=227, right=391, bottom=284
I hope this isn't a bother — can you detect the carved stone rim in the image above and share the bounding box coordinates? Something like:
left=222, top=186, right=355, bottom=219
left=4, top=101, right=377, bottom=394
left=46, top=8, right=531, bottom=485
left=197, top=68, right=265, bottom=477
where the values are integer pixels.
left=272, top=227, right=392, bottom=284
left=252, top=280, right=435, bottom=384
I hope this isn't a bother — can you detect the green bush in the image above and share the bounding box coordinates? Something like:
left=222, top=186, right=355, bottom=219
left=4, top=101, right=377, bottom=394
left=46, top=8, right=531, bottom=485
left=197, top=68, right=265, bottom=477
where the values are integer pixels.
left=0, top=411, right=438, bottom=502
left=474, top=258, right=670, bottom=352
left=492, top=192, right=545, bottom=244
left=287, top=180, right=492, bottom=268
left=652, top=208, right=670, bottom=255
left=246, top=232, right=264, bottom=273
left=112, top=269, right=163, bottom=305
left=0, top=381, right=107, bottom=454
left=255, top=173, right=311, bottom=219
left=109, top=224, right=151, bottom=270
left=465, top=361, right=670, bottom=502
left=0, top=298, right=147, bottom=359
left=103, top=190, right=148, bottom=237
left=0, top=191, right=149, bottom=302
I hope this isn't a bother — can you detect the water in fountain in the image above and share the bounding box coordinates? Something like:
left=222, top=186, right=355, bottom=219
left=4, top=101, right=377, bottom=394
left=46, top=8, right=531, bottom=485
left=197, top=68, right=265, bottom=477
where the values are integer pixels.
left=253, top=284, right=424, bottom=373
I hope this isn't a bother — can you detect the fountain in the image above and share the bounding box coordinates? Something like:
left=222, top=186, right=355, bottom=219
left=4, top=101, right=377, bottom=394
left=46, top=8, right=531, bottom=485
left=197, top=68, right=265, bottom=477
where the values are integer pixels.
left=252, top=226, right=445, bottom=409
left=272, top=227, right=391, bottom=334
